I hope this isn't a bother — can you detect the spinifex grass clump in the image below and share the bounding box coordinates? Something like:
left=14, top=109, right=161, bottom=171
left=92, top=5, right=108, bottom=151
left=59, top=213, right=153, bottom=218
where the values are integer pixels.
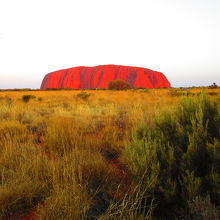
left=0, top=137, right=51, bottom=219
left=125, top=93, right=220, bottom=219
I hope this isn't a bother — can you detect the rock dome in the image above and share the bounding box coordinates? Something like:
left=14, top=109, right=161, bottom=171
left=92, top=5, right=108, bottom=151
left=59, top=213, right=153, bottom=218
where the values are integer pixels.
left=40, top=65, right=171, bottom=89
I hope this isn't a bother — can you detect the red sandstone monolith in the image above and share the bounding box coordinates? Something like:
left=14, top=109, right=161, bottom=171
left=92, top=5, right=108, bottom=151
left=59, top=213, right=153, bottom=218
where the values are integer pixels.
left=40, top=65, right=171, bottom=89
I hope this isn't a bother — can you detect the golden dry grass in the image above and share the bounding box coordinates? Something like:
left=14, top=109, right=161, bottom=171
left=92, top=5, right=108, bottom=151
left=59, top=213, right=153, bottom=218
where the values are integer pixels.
left=0, top=88, right=219, bottom=219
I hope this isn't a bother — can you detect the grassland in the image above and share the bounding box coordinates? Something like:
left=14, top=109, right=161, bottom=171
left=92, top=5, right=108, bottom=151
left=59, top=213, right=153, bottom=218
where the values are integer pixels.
left=0, top=88, right=219, bottom=220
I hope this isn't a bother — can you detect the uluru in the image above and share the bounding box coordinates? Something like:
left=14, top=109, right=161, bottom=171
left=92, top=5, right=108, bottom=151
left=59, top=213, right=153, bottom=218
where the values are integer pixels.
left=40, top=65, right=171, bottom=89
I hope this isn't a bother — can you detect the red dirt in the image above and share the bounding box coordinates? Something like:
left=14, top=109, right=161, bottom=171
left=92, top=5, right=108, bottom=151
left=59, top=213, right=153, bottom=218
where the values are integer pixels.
left=2, top=209, right=39, bottom=220
left=18, top=210, right=39, bottom=220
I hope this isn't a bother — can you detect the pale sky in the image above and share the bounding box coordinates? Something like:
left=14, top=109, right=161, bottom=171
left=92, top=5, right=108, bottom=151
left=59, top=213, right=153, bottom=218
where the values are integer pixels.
left=0, top=0, right=219, bottom=89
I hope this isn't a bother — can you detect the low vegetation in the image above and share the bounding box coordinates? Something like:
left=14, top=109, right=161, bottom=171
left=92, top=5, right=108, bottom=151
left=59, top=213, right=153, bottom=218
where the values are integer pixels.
left=209, top=82, right=218, bottom=89
left=22, top=95, right=36, bottom=103
left=108, top=79, right=132, bottom=90
left=0, top=88, right=219, bottom=219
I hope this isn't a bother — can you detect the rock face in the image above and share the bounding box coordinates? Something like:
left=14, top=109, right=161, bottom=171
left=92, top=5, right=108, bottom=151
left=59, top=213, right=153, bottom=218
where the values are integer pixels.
left=40, top=65, right=171, bottom=89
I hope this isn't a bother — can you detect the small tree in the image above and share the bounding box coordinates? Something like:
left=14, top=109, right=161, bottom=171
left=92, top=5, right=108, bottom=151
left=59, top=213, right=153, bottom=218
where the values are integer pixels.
left=108, top=79, right=131, bottom=90
left=209, top=82, right=218, bottom=89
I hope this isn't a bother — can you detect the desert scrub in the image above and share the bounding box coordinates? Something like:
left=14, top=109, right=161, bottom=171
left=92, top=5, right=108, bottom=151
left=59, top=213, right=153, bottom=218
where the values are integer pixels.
left=0, top=89, right=219, bottom=219
left=99, top=186, right=154, bottom=220
left=168, top=88, right=195, bottom=97
left=36, top=149, right=123, bottom=219
left=37, top=187, right=89, bottom=220
left=0, top=121, right=29, bottom=145
left=187, top=195, right=219, bottom=220
left=76, top=91, right=92, bottom=100
left=0, top=104, right=11, bottom=120
left=168, top=89, right=183, bottom=97
left=0, top=96, right=14, bottom=120
left=0, top=180, right=47, bottom=219
left=38, top=97, right=43, bottom=101
left=0, top=95, right=13, bottom=106
left=22, top=94, right=36, bottom=103
left=35, top=154, right=91, bottom=220
left=44, top=117, right=86, bottom=156
left=108, top=79, right=132, bottom=90
left=0, top=143, right=52, bottom=219
left=125, top=93, right=220, bottom=219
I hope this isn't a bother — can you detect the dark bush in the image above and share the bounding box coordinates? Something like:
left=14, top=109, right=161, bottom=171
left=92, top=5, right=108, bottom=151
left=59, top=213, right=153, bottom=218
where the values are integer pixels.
left=22, top=95, right=36, bottom=103
left=76, top=91, right=91, bottom=100
left=208, top=92, right=218, bottom=96
left=108, top=79, right=132, bottom=90
left=209, top=82, right=218, bottom=89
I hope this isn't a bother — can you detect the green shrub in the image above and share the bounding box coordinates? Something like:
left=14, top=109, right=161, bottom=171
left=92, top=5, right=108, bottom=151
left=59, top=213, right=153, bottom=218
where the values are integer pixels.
left=76, top=91, right=91, bottom=100
left=125, top=93, right=220, bottom=219
left=108, top=79, right=131, bottom=90
left=22, top=95, right=36, bottom=103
